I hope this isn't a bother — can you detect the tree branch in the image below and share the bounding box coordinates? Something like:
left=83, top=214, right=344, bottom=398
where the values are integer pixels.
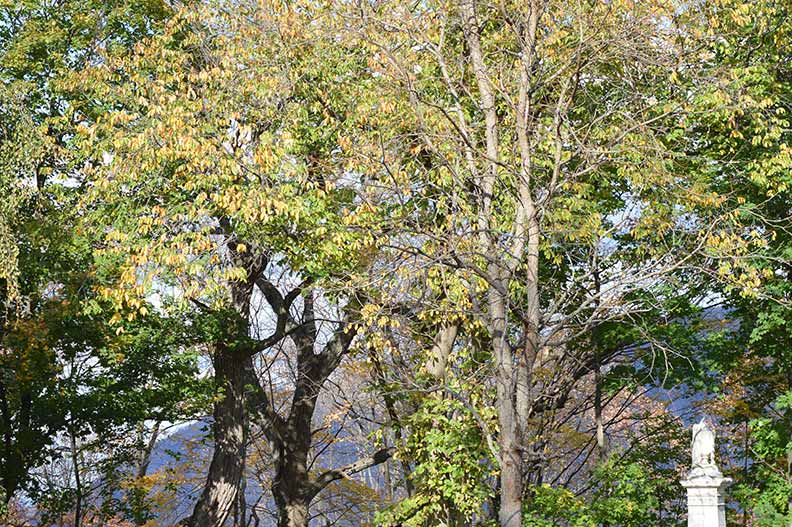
left=309, top=447, right=396, bottom=498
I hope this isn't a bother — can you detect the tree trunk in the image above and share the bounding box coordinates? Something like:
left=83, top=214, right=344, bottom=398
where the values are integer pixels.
left=189, top=347, right=246, bottom=527
left=275, top=498, right=309, bottom=527
left=69, top=424, right=82, bottom=527
left=426, top=323, right=458, bottom=380
left=489, top=283, right=523, bottom=527
left=496, top=390, right=523, bottom=527
left=272, top=393, right=315, bottom=527
left=272, top=446, right=312, bottom=527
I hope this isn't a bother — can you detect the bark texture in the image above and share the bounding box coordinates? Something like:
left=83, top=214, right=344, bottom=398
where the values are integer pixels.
left=189, top=348, right=247, bottom=527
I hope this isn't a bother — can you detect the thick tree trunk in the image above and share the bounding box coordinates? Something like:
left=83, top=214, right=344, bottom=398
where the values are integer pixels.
left=272, top=443, right=312, bottom=527
left=276, top=499, right=309, bottom=527
left=272, top=387, right=315, bottom=527
left=189, top=348, right=246, bottom=527
left=498, top=449, right=522, bottom=527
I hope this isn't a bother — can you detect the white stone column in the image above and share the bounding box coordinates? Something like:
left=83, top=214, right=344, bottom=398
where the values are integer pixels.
left=681, top=475, right=731, bottom=527
left=682, top=419, right=731, bottom=527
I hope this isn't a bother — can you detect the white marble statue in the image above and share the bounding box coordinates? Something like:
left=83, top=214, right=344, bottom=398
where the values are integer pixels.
left=681, top=418, right=731, bottom=527
left=692, top=418, right=716, bottom=469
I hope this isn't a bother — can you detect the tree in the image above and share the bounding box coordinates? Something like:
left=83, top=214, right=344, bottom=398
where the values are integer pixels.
left=685, top=1, right=792, bottom=524
left=75, top=3, right=396, bottom=526
left=0, top=2, right=204, bottom=522
left=4, top=1, right=790, bottom=526
left=347, top=1, right=730, bottom=525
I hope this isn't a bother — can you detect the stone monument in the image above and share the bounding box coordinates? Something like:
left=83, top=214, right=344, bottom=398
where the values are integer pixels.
left=681, top=418, right=731, bottom=527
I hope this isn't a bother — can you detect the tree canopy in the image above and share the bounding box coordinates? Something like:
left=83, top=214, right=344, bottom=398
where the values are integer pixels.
left=0, top=1, right=790, bottom=527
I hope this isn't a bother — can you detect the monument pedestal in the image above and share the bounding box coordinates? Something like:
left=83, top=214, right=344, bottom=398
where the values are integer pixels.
left=681, top=472, right=732, bottom=527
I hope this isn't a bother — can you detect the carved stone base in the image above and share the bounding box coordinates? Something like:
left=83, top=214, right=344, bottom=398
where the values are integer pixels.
left=681, top=475, right=732, bottom=527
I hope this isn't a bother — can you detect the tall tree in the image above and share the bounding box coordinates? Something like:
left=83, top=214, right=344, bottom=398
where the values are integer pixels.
left=75, top=3, right=394, bottom=526
left=0, top=1, right=204, bottom=521
left=688, top=1, right=792, bottom=524
left=349, top=1, right=728, bottom=525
